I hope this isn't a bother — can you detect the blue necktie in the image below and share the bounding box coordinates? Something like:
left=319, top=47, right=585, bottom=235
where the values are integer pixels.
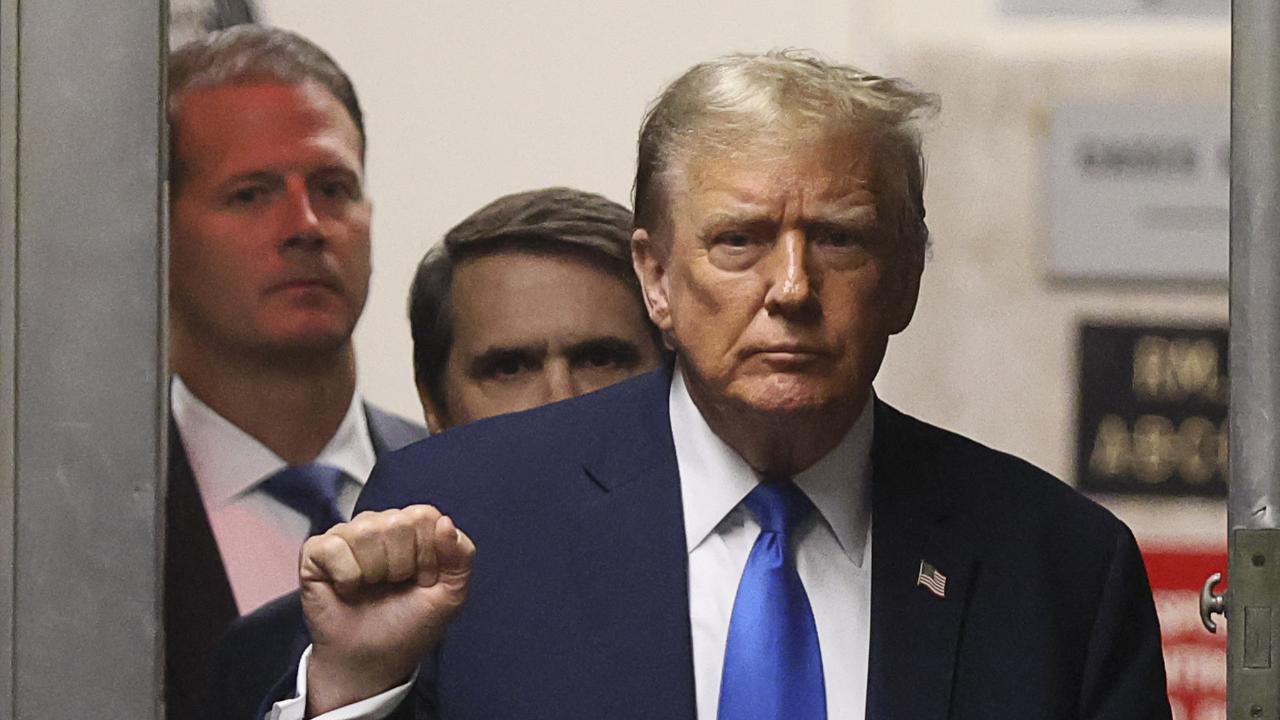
left=718, top=480, right=826, bottom=720
left=258, top=463, right=347, bottom=537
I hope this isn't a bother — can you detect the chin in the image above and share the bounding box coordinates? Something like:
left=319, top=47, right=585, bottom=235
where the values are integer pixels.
left=728, top=374, right=840, bottom=417
left=261, top=326, right=352, bottom=356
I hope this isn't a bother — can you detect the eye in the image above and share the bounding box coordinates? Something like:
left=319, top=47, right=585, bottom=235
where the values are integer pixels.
left=570, top=340, right=642, bottom=372
left=718, top=232, right=753, bottom=248
left=584, top=349, right=616, bottom=368
left=316, top=178, right=359, bottom=201
left=490, top=356, right=528, bottom=378
left=227, top=185, right=269, bottom=206
left=706, top=226, right=771, bottom=271
left=810, top=224, right=865, bottom=248
left=581, top=347, right=622, bottom=369
left=473, top=351, right=541, bottom=381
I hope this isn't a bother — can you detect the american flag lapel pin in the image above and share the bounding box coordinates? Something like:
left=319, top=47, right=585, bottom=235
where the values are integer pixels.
left=917, top=560, right=947, bottom=598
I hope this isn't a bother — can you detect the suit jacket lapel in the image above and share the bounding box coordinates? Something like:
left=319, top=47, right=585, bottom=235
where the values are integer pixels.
left=363, top=403, right=428, bottom=457
left=567, top=367, right=698, bottom=718
left=866, top=401, right=976, bottom=720
left=164, top=415, right=238, bottom=710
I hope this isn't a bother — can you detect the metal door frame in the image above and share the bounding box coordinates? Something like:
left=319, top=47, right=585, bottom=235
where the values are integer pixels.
left=1229, top=0, right=1280, bottom=716
left=0, top=0, right=168, bottom=716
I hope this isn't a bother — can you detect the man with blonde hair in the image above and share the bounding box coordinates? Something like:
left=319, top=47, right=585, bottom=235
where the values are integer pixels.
left=265, top=51, right=1169, bottom=719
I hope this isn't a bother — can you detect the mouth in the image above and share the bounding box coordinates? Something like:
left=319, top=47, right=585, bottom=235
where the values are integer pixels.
left=268, top=276, right=341, bottom=294
left=745, top=345, right=829, bottom=362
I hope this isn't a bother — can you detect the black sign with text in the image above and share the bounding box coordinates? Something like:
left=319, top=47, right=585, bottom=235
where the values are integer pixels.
left=1077, top=323, right=1227, bottom=497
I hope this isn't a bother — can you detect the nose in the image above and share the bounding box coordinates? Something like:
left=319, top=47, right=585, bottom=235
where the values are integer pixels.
left=280, top=177, right=323, bottom=251
left=543, top=360, right=580, bottom=404
left=763, top=231, right=816, bottom=316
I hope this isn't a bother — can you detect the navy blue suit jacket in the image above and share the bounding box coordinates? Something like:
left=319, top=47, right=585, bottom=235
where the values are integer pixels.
left=219, top=368, right=1169, bottom=719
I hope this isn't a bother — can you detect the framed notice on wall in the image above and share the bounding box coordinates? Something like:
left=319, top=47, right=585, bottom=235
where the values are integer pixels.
left=1077, top=323, right=1227, bottom=497
left=1045, top=102, right=1228, bottom=282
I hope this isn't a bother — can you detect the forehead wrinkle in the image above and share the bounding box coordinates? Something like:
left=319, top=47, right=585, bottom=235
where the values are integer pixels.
left=683, top=169, right=878, bottom=223
left=803, top=201, right=878, bottom=225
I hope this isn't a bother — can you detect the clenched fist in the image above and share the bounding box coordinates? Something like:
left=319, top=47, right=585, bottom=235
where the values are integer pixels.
left=299, top=505, right=475, bottom=716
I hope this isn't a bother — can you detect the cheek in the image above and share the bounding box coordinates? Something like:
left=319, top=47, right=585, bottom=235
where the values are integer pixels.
left=336, top=220, right=373, bottom=268
left=444, top=379, right=489, bottom=425
left=171, top=237, right=251, bottom=312
left=169, top=214, right=212, bottom=278
left=575, top=366, right=641, bottom=393
left=820, top=272, right=898, bottom=364
left=447, top=375, right=543, bottom=424
left=671, top=262, right=763, bottom=322
left=172, top=214, right=255, bottom=282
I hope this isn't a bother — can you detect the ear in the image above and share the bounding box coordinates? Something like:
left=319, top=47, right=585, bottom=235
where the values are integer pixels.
left=887, top=242, right=924, bottom=336
left=416, top=381, right=447, bottom=434
left=632, top=228, right=674, bottom=333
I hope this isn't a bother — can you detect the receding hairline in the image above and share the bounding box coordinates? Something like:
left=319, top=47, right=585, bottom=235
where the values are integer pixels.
left=167, top=26, right=366, bottom=188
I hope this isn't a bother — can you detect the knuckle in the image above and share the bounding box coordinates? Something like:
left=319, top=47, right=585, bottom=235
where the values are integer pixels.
left=363, top=515, right=391, bottom=536
left=407, top=504, right=441, bottom=522
left=309, top=533, right=345, bottom=557
left=384, top=512, right=411, bottom=530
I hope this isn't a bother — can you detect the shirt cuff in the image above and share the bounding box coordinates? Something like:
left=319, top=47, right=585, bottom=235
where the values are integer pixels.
left=268, top=644, right=416, bottom=720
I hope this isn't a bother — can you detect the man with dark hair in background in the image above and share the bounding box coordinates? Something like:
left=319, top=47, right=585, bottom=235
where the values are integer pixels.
left=164, top=25, right=426, bottom=713
left=205, top=186, right=665, bottom=719
left=409, top=186, right=666, bottom=432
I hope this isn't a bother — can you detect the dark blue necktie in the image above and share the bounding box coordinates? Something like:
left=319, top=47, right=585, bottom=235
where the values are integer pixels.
left=258, top=463, right=347, bottom=537
left=718, top=480, right=826, bottom=720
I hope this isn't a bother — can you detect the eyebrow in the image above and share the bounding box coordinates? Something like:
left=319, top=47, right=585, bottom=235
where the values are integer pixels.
left=218, top=170, right=281, bottom=190
left=218, top=163, right=362, bottom=190
left=466, top=336, right=645, bottom=376
left=466, top=344, right=546, bottom=377
left=805, top=205, right=878, bottom=226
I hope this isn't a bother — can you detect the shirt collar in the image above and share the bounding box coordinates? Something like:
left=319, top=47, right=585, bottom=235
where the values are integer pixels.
left=170, top=375, right=377, bottom=508
left=669, top=364, right=874, bottom=567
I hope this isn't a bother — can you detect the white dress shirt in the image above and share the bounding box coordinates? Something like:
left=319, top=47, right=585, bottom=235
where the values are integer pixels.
left=171, top=375, right=377, bottom=614
left=274, top=366, right=873, bottom=719
left=673, top=367, right=873, bottom=720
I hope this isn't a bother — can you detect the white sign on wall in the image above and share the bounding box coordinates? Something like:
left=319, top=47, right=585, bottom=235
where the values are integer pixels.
left=1002, top=0, right=1227, bottom=17
left=1045, top=101, right=1228, bottom=282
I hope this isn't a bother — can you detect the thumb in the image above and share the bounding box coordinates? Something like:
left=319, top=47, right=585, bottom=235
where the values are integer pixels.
left=432, top=515, right=475, bottom=587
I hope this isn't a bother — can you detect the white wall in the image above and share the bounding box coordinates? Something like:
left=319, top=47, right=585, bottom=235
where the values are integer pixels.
left=259, top=0, right=1229, bottom=539
left=867, top=6, right=1229, bottom=541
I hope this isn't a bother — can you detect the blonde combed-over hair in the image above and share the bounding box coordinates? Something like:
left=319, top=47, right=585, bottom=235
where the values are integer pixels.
left=632, top=50, right=939, bottom=254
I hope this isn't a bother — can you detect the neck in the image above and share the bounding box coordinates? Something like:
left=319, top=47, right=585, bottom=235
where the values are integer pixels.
left=171, top=328, right=358, bottom=465
left=683, top=373, right=862, bottom=478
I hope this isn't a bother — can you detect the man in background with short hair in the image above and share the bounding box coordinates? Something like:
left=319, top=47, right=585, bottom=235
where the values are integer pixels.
left=409, top=186, right=666, bottom=432
left=164, top=25, right=425, bottom=713
left=206, top=186, right=665, bottom=719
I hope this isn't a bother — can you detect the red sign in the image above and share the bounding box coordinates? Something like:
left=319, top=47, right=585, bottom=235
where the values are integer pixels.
left=1142, top=546, right=1227, bottom=720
